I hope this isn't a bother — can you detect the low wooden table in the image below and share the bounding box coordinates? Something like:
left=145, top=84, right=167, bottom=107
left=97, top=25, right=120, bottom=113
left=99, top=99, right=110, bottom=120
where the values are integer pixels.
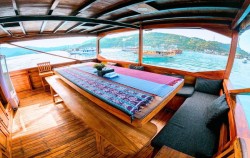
left=54, top=64, right=184, bottom=127
left=154, top=146, right=194, bottom=158
left=46, top=75, right=157, bottom=156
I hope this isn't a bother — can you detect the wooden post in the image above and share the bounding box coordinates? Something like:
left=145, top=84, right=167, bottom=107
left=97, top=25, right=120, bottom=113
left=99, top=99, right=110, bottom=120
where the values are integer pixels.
left=224, top=31, right=239, bottom=79
left=138, top=25, right=143, bottom=65
left=96, top=36, right=101, bottom=56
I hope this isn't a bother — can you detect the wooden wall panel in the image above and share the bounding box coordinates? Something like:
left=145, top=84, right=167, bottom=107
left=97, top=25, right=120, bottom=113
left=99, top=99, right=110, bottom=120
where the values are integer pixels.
left=29, top=69, right=42, bottom=89
left=10, top=71, right=31, bottom=92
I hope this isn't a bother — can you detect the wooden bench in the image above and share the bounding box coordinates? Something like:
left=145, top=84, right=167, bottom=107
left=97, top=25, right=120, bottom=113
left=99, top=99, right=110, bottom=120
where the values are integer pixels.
left=45, top=75, right=157, bottom=156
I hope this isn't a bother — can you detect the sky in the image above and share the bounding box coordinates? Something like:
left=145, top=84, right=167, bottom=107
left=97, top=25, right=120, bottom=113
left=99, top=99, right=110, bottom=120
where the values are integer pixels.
left=1, top=37, right=95, bottom=48
left=238, top=29, right=250, bottom=53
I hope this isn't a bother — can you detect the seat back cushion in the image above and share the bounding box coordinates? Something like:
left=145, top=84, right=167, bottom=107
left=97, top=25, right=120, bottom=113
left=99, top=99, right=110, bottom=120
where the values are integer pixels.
left=206, top=94, right=229, bottom=128
left=195, top=78, right=222, bottom=95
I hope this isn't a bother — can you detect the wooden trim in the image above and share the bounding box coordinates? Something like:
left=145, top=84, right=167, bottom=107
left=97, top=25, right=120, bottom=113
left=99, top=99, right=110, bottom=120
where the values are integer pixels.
left=138, top=25, right=143, bottom=65
left=224, top=31, right=238, bottom=79
left=223, top=80, right=237, bottom=140
left=143, top=63, right=225, bottom=80
left=0, top=25, right=11, bottom=36
left=231, top=0, right=250, bottom=29
left=0, top=15, right=139, bottom=29
left=229, top=88, right=250, bottom=94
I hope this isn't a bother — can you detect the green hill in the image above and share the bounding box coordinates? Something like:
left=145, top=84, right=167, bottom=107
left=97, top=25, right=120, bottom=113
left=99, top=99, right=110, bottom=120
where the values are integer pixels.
left=81, top=32, right=249, bottom=58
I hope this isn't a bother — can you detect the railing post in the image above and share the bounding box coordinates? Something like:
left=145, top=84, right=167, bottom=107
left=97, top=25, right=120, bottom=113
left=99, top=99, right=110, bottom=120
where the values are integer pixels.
left=138, top=25, right=143, bottom=65
left=224, top=31, right=239, bottom=79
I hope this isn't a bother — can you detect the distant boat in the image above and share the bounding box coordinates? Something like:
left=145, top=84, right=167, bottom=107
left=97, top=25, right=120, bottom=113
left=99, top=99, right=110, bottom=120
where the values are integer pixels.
left=82, top=48, right=96, bottom=54
left=242, top=58, right=247, bottom=64
left=143, top=49, right=182, bottom=57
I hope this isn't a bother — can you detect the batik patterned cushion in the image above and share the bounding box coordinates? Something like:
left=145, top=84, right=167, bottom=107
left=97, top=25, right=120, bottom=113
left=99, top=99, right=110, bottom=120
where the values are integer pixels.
left=56, top=67, right=153, bottom=119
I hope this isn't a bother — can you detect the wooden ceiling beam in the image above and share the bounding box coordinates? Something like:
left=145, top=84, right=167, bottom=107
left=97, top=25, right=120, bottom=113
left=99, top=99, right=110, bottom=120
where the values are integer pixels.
left=53, top=0, right=97, bottom=33
left=0, top=25, right=12, bottom=36
left=40, top=0, right=61, bottom=33
left=93, top=0, right=156, bottom=18
left=133, top=16, right=233, bottom=25
left=66, top=23, right=83, bottom=33
left=0, top=15, right=139, bottom=29
left=53, top=21, right=67, bottom=33
left=11, top=0, right=26, bottom=35
left=231, top=0, right=250, bottom=29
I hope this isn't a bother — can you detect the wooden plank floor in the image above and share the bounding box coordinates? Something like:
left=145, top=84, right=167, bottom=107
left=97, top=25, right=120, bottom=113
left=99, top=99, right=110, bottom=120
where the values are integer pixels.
left=11, top=88, right=174, bottom=158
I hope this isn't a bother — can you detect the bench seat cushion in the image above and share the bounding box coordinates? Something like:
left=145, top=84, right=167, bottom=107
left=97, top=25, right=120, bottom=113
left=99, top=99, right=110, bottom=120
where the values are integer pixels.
left=151, top=92, right=219, bottom=157
left=177, top=84, right=195, bottom=98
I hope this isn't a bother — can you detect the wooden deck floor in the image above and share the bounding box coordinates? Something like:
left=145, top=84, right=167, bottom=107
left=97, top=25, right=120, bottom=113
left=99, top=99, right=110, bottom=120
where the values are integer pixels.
left=11, top=88, right=174, bottom=158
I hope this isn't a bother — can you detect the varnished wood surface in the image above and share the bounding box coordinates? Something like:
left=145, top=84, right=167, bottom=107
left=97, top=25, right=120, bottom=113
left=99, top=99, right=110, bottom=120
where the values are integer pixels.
left=154, top=146, right=193, bottom=158
left=12, top=88, right=174, bottom=157
left=224, top=31, right=238, bottom=79
left=46, top=75, right=157, bottom=155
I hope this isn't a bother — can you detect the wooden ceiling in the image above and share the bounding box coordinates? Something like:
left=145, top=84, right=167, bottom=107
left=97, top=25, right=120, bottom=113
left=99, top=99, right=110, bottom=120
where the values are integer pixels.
left=0, top=0, right=249, bottom=42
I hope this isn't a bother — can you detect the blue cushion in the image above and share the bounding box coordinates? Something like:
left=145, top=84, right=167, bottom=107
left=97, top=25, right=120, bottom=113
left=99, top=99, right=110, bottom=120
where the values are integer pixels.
left=151, top=92, right=219, bottom=157
left=165, top=73, right=184, bottom=79
left=206, top=94, right=229, bottom=128
left=177, top=84, right=195, bottom=98
left=129, top=65, right=144, bottom=71
left=195, top=78, right=222, bottom=95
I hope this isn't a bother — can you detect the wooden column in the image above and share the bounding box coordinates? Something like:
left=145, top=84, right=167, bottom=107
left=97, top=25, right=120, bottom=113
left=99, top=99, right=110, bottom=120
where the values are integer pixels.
left=138, top=25, right=143, bottom=65
left=224, top=31, right=239, bottom=79
left=96, top=36, right=101, bottom=56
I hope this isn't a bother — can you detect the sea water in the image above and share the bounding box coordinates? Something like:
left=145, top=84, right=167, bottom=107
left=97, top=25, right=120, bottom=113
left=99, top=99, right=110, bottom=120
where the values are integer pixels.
left=101, top=49, right=250, bottom=88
